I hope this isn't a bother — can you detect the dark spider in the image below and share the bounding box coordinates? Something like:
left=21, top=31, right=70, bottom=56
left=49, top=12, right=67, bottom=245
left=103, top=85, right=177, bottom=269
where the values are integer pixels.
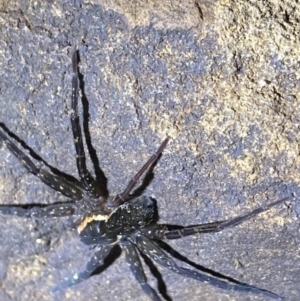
left=0, top=51, right=289, bottom=301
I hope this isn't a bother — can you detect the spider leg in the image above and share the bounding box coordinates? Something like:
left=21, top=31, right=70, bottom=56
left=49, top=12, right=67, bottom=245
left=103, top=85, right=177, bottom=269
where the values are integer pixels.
left=144, top=197, right=290, bottom=240
left=51, top=244, right=114, bottom=293
left=71, top=51, right=101, bottom=198
left=121, top=240, right=162, bottom=301
left=0, top=130, right=83, bottom=199
left=134, top=234, right=282, bottom=300
left=0, top=202, right=76, bottom=218
left=109, top=137, right=169, bottom=207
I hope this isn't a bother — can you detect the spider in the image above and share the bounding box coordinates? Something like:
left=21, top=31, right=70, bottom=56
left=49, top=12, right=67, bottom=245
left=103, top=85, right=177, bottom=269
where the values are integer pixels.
left=0, top=51, right=288, bottom=301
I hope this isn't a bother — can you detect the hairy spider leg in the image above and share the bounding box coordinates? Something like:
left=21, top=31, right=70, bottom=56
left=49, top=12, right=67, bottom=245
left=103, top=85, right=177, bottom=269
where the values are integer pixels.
left=71, top=51, right=100, bottom=198
left=0, top=202, right=76, bottom=218
left=121, top=240, right=162, bottom=301
left=52, top=244, right=114, bottom=293
left=0, top=130, right=83, bottom=200
left=134, top=234, right=282, bottom=301
left=109, top=137, right=169, bottom=207
left=144, top=197, right=290, bottom=240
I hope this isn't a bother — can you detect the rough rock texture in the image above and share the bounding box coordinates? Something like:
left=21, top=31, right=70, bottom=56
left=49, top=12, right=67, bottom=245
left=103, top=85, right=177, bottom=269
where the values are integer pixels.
left=0, top=1, right=299, bottom=301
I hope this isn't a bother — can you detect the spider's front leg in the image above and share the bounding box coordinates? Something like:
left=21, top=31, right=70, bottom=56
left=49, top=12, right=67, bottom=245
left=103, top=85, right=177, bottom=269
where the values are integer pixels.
left=71, top=51, right=102, bottom=199
left=144, top=197, right=290, bottom=240
left=109, top=137, right=169, bottom=207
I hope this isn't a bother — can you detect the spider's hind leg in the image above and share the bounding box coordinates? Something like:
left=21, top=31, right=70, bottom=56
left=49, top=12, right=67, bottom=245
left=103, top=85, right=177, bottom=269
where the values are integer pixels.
left=121, top=240, right=162, bottom=301
left=134, top=234, right=282, bottom=300
left=52, top=244, right=113, bottom=293
left=0, top=202, right=77, bottom=218
left=0, top=129, right=83, bottom=200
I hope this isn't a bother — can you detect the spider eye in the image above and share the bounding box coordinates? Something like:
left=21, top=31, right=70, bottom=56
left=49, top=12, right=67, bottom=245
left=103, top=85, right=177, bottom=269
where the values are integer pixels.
left=141, top=196, right=155, bottom=211
left=143, top=203, right=154, bottom=213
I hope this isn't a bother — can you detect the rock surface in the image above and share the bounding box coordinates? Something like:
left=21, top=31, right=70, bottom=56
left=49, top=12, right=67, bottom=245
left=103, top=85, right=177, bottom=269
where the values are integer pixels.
left=0, top=1, right=299, bottom=301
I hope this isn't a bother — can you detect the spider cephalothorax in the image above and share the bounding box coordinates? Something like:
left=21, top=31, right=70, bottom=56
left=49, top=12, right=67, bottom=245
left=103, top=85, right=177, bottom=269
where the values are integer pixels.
left=78, top=195, right=158, bottom=245
left=0, top=51, right=289, bottom=301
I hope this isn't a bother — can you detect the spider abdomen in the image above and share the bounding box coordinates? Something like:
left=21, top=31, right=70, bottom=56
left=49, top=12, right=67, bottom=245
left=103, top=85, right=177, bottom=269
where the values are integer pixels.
left=78, top=213, right=110, bottom=245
